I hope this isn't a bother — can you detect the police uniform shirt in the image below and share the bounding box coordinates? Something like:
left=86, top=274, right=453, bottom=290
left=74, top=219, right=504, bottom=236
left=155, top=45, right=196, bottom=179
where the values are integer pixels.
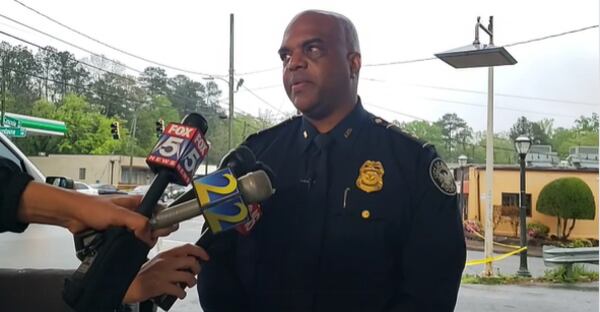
left=198, top=99, right=466, bottom=312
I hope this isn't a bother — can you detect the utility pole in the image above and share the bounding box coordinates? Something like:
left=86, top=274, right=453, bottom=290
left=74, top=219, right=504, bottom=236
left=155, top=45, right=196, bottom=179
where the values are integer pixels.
left=129, top=113, right=137, bottom=185
left=1, top=53, right=6, bottom=127
left=228, top=13, right=234, bottom=150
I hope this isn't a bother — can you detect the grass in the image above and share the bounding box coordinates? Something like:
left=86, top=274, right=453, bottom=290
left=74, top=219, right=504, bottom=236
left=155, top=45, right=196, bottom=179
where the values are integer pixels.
left=462, top=264, right=599, bottom=285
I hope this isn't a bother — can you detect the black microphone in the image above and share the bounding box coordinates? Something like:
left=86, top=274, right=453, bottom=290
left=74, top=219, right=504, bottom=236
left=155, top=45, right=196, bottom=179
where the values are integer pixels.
left=63, top=113, right=209, bottom=312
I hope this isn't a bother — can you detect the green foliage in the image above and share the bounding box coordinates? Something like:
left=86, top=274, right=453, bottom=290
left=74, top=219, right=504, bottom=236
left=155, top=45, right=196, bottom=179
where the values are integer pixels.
left=509, top=116, right=552, bottom=145
left=541, top=264, right=599, bottom=283
left=537, top=177, right=596, bottom=239
left=461, top=274, right=527, bottom=285
left=559, top=239, right=594, bottom=248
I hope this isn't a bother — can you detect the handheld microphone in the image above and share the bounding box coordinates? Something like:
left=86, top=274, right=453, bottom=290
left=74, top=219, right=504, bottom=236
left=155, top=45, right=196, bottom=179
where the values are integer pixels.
left=63, top=113, right=209, bottom=312
left=152, top=146, right=274, bottom=311
left=150, top=170, right=273, bottom=229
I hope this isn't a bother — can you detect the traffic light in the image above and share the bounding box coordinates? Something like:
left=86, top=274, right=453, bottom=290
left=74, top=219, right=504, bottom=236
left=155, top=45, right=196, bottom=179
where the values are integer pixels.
left=110, top=122, right=120, bottom=140
left=155, top=119, right=165, bottom=137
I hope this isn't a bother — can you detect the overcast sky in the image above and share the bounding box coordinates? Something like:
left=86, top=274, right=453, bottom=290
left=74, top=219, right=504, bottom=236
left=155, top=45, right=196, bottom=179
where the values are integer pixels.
left=1, top=0, right=598, bottom=133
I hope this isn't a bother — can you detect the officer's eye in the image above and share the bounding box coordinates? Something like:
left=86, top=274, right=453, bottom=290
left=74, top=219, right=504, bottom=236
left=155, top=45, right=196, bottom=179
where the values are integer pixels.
left=305, top=45, right=323, bottom=59
left=279, top=52, right=291, bottom=66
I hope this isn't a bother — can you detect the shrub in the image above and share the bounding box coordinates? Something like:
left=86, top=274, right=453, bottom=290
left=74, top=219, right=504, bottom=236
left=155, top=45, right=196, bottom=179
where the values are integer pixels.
left=464, top=219, right=483, bottom=235
left=536, top=177, right=596, bottom=240
left=527, top=222, right=550, bottom=239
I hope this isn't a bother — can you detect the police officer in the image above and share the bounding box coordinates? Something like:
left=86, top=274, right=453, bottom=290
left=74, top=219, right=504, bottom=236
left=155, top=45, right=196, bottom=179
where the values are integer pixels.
left=198, top=10, right=465, bottom=312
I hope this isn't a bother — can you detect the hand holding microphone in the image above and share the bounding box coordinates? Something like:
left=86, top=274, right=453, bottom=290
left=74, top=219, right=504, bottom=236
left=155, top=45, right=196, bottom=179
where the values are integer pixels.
left=63, top=113, right=209, bottom=312
left=152, top=146, right=275, bottom=311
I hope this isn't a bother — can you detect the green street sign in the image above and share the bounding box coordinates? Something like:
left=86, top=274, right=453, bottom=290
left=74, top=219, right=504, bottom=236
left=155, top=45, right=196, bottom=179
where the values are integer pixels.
left=0, top=126, right=26, bottom=138
left=2, top=116, right=21, bottom=128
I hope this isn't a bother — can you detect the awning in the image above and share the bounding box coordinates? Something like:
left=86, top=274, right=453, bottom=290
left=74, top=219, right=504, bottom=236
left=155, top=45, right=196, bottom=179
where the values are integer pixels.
left=3, top=112, right=67, bottom=137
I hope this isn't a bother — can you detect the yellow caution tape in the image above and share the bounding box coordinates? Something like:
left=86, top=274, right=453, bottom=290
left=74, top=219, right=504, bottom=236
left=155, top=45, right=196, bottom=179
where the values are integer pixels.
left=465, top=246, right=528, bottom=266
left=470, top=230, right=521, bottom=249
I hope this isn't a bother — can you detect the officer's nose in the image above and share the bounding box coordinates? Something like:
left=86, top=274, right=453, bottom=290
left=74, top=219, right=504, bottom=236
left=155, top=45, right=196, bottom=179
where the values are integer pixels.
left=286, top=53, right=307, bottom=71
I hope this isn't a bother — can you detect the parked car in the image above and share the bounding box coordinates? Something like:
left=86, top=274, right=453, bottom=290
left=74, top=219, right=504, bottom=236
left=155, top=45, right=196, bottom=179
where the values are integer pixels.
left=90, top=183, right=127, bottom=195
left=73, top=181, right=99, bottom=195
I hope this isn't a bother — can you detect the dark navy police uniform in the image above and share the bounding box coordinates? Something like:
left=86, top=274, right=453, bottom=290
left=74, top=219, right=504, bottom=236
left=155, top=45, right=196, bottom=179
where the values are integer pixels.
left=198, top=100, right=466, bottom=312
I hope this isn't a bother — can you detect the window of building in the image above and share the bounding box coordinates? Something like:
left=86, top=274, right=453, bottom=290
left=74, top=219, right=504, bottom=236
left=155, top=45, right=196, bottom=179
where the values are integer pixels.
left=501, top=193, right=532, bottom=217
left=79, top=168, right=86, bottom=180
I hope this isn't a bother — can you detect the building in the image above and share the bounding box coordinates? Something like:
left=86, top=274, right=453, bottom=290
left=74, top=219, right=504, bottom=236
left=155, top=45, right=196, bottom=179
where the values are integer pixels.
left=30, top=154, right=217, bottom=189
left=461, top=165, right=598, bottom=240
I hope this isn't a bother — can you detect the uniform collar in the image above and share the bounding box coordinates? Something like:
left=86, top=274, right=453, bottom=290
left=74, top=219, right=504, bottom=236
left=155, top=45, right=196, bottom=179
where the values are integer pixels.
left=300, top=97, right=369, bottom=152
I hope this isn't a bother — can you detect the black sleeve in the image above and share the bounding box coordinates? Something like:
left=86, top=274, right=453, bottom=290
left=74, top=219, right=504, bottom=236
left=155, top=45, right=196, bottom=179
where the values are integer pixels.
left=392, top=147, right=466, bottom=312
left=0, top=157, right=33, bottom=233
left=197, top=225, right=247, bottom=311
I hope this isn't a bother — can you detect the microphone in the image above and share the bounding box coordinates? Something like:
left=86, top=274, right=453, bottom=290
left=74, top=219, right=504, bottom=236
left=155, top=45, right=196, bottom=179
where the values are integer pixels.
left=152, top=146, right=274, bottom=311
left=149, top=170, right=273, bottom=229
left=63, top=113, right=209, bottom=312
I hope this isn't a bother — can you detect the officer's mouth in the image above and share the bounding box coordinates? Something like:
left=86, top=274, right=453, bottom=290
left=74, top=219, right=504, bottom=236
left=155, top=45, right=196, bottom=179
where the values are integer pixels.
left=291, top=80, right=312, bottom=93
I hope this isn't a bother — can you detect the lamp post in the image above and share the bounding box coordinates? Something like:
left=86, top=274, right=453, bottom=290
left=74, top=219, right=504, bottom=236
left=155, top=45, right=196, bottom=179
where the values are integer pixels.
left=435, top=16, right=517, bottom=277
left=515, top=135, right=532, bottom=277
left=458, top=155, right=468, bottom=220
left=202, top=74, right=243, bottom=150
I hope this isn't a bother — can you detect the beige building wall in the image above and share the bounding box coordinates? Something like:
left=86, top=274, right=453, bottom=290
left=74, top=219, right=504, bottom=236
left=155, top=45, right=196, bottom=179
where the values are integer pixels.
left=466, top=166, right=599, bottom=240
left=30, top=154, right=150, bottom=187
left=30, top=154, right=218, bottom=189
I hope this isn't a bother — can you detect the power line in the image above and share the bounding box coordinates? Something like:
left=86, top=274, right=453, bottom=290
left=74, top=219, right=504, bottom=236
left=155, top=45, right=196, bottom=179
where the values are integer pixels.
left=0, top=29, right=254, bottom=119
left=362, top=24, right=599, bottom=67
left=363, top=102, right=430, bottom=122
left=411, top=83, right=598, bottom=107
left=12, top=0, right=224, bottom=78
left=239, top=84, right=286, bottom=116
left=237, top=67, right=279, bottom=76
left=504, top=25, right=599, bottom=48
left=0, top=30, right=138, bottom=84
left=361, top=78, right=598, bottom=110
left=423, top=97, right=579, bottom=119
left=0, top=13, right=146, bottom=75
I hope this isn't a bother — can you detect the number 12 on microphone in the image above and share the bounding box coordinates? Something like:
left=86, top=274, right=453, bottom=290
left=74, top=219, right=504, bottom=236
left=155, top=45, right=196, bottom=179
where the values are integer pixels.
left=192, top=168, right=250, bottom=233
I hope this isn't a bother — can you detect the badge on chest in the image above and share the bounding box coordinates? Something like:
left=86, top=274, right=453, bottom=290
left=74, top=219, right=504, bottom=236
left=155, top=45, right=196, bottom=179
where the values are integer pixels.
left=355, top=160, right=384, bottom=193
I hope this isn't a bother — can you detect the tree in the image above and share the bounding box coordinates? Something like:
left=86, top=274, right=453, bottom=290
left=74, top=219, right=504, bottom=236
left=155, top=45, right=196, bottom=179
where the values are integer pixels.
left=434, top=113, right=471, bottom=154
left=397, top=120, right=444, bottom=149
left=140, top=67, right=168, bottom=96
left=167, top=74, right=205, bottom=116
left=536, top=177, right=596, bottom=240
left=574, top=113, right=599, bottom=134
left=509, top=116, right=552, bottom=145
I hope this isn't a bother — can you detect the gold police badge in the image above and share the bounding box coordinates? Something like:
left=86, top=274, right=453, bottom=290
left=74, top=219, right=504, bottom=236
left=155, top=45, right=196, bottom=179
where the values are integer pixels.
left=430, top=158, right=457, bottom=196
left=356, top=160, right=384, bottom=193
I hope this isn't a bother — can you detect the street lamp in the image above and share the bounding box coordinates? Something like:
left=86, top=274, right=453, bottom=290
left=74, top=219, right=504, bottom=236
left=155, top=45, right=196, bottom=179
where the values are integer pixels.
left=202, top=74, right=244, bottom=150
left=515, top=135, right=532, bottom=277
left=458, top=155, right=468, bottom=220
left=435, top=16, right=517, bottom=277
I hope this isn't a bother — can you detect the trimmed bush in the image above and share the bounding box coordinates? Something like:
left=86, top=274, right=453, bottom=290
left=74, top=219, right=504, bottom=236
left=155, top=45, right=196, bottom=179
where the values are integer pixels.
left=536, top=177, right=596, bottom=240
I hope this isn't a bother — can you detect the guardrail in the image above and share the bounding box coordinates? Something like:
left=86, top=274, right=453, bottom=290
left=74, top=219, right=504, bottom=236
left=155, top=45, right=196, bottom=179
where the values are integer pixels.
left=542, top=246, right=599, bottom=276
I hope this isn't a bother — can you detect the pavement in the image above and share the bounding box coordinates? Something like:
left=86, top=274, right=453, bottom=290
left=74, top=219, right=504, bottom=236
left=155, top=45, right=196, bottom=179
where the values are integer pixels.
left=0, top=223, right=598, bottom=312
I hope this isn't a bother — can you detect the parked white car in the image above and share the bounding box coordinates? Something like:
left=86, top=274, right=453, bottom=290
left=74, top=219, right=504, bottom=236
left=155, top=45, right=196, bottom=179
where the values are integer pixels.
left=73, top=181, right=99, bottom=195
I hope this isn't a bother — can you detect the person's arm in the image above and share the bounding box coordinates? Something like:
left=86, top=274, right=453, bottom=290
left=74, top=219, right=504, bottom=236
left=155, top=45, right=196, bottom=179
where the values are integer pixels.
left=17, top=182, right=157, bottom=244
left=392, top=149, right=466, bottom=312
left=123, top=244, right=209, bottom=303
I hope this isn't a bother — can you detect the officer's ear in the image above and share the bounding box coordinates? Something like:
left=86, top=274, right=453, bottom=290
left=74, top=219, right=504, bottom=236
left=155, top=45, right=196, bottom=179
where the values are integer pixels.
left=348, top=52, right=361, bottom=79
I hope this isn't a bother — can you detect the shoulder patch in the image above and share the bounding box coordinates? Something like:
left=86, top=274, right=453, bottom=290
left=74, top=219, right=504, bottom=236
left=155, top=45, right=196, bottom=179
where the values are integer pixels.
left=429, top=157, right=456, bottom=196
